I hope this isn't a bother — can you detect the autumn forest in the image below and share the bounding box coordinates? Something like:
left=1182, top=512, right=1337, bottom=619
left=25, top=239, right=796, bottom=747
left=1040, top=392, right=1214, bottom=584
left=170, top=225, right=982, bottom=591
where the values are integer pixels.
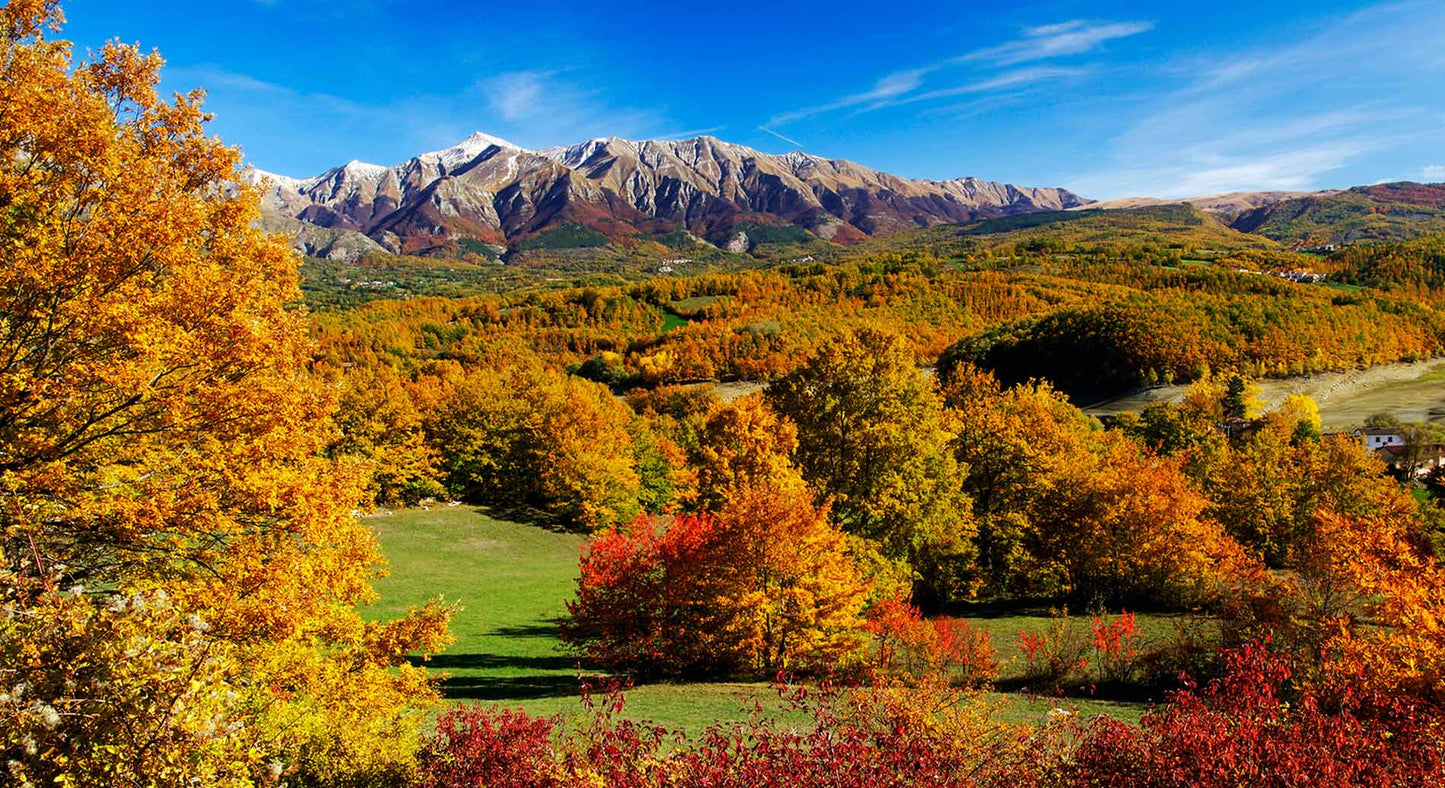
left=8, top=2, right=1445, bottom=786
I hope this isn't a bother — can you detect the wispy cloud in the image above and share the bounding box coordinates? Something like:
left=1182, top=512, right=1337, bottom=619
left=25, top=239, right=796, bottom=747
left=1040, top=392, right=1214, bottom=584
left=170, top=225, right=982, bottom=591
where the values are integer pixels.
left=769, top=68, right=931, bottom=125
left=853, top=66, right=1087, bottom=116
left=919, top=92, right=1032, bottom=120
left=1068, top=1, right=1445, bottom=198
left=1168, top=141, right=1368, bottom=196
left=758, top=126, right=805, bottom=148
left=480, top=71, right=555, bottom=123
left=960, top=20, right=1154, bottom=66
left=765, top=19, right=1146, bottom=129
left=166, top=64, right=678, bottom=174
left=473, top=70, right=665, bottom=143
left=1422, top=164, right=1445, bottom=180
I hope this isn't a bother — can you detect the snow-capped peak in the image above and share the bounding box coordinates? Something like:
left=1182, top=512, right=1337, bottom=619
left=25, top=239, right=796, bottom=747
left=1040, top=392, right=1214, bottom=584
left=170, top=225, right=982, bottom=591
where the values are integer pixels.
left=778, top=150, right=823, bottom=168
left=341, top=159, right=388, bottom=177
left=422, top=132, right=523, bottom=171
left=239, top=165, right=306, bottom=192
left=535, top=136, right=634, bottom=168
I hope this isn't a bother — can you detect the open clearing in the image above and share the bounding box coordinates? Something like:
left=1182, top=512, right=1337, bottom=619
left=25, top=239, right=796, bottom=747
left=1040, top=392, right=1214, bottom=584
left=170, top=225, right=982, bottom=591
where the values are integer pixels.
left=1084, top=357, right=1445, bottom=429
left=366, top=506, right=1148, bottom=732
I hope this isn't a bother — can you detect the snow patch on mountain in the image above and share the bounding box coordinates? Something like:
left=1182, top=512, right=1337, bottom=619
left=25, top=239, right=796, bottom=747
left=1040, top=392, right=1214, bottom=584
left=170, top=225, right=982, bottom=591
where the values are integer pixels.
left=421, top=131, right=523, bottom=172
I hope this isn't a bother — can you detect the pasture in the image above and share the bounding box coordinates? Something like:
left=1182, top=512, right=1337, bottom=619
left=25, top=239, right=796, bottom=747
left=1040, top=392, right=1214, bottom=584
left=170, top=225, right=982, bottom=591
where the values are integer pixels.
left=366, top=506, right=1150, bottom=732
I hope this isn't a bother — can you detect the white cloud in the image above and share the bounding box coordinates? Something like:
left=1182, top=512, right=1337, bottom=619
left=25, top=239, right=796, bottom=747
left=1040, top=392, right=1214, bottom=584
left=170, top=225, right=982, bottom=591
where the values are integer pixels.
left=961, top=20, right=1154, bottom=66
left=1168, top=142, right=1364, bottom=196
left=758, top=126, right=804, bottom=148
left=653, top=126, right=727, bottom=141
left=768, top=68, right=931, bottom=125
left=1422, top=164, right=1445, bottom=180
left=467, top=70, right=666, bottom=146
left=766, top=19, right=1146, bottom=128
left=481, top=71, right=552, bottom=123
left=164, top=64, right=673, bottom=175
left=1068, top=1, right=1445, bottom=199
left=856, top=66, right=1087, bottom=115
left=918, top=92, right=1031, bottom=120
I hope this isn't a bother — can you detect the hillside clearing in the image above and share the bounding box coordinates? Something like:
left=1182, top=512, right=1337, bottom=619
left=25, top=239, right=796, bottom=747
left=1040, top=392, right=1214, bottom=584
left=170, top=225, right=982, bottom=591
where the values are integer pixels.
left=365, top=506, right=1147, bottom=732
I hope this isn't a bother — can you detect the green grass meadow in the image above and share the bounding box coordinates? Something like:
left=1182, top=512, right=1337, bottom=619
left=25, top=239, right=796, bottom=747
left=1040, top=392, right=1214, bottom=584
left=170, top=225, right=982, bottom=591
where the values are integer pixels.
left=365, top=506, right=1149, bottom=732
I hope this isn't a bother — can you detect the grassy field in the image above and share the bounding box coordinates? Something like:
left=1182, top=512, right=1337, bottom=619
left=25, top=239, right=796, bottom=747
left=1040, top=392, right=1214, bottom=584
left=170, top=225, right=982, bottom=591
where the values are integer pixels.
left=365, top=506, right=1149, bottom=732
left=660, top=312, right=691, bottom=333
left=1086, top=357, right=1445, bottom=428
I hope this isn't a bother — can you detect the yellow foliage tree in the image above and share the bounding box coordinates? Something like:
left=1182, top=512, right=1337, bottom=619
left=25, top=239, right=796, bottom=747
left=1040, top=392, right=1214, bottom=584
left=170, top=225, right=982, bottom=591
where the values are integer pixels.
left=426, top=362, right=642, bottom=530
left=692, top=395, right=806, bottom=509
left=330, top=363, right=447, bottom=505
left=711, top=484, right=871, bottom=673
left=768, top=329, right=977, bottom=601
left=0, top=5, right=452, bottom=782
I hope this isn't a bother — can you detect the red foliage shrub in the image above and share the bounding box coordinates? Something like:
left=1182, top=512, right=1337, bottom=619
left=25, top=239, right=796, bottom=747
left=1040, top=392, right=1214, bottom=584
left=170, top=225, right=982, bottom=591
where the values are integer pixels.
left=1090, top=611, right=1142, bottom=684
left=866, top=597, right=999, bottom=686
left=1067, top=641, right=1445, bottom=787
left=1017, top=613, right=1090, bottom=688
left=418, top=678, right=1044, bottom=788
left=560, top=513, right=726, bottom=676
left=419, top=642, right=1445, bottom=787
left=419, top=706, right=562, bottom=788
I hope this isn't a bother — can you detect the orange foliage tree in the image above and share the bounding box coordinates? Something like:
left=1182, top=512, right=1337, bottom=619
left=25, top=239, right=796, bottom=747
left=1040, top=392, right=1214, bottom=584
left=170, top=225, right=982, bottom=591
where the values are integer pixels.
left=945, top=364, right=1258, bottom=603
left=1313, top=511, right=1445, bottom=702
left=0, top=5, right=451, bottom=782
left=692, top=395, right=806, bottom=509
left=563, top=484, right=869, bottom=677
left=423, top=361, right=644, bottom=529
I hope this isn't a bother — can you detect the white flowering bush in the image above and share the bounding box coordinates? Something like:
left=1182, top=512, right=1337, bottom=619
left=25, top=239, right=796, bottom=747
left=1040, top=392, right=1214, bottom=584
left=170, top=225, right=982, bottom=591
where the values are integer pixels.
left=0, top=568, right=272, bottom=787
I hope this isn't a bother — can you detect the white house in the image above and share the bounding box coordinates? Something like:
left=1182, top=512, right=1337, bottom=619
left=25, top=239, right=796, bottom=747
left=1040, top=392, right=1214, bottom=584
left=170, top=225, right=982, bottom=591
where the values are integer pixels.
left=1354, top=427, right=1406, bottom=451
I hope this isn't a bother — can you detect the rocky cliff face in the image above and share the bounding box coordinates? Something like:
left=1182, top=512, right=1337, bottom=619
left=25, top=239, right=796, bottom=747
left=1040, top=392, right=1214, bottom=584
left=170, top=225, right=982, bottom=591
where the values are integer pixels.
left=245, top=132, right=1092, bottom=258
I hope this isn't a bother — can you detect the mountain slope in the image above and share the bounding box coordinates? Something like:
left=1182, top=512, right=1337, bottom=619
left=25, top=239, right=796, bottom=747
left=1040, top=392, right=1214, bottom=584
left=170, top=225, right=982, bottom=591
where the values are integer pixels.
left=1226, top=182, right=1445, bottom=246
left=256, top=211, right=389, bottom=262
left=246, top=132, right=1091, bottom=259
left=1086, top=190, right=1329, bottom=216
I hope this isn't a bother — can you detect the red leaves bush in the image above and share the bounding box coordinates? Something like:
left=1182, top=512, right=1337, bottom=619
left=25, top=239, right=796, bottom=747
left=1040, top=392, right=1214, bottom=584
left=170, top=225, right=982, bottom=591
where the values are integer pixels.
left=562, top=493, right=870, bottom=679
left=865, top=597, right=999, bottom=686
left=560, top=513, right=724, bottom=676
left=1067, top=641, right=1445, bottom=787
left=419, top=706, right=561, bottom=788
left=420, top=641, right=1445, bottom=787
left=418, top=680, right=1041, bottom=788
left=1090, top=611, right=1142, bottom=684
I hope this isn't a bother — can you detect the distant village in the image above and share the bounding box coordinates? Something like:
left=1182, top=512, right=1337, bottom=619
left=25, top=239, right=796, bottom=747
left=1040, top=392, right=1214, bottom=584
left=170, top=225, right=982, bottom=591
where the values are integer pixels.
left=1219, top=417, right=1445, bottom=478
left=1232, top=267, right=1328, bottom=284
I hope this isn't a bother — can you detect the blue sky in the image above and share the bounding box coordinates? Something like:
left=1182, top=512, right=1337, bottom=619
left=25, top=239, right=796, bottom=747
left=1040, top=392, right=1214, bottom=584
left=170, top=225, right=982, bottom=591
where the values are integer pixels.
left=59, top=0, right=1445, bottom=199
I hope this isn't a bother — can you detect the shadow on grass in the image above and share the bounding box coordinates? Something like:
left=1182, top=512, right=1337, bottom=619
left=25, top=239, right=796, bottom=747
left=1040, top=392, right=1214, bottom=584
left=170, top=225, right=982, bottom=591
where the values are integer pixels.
left=936, top=598, right=1065, bottom=619
left=490, top=622, right=564, bottom=639
left=472, top=502, right=579, bottom=534
left=440, top=673, right=584, bottom=701
left=992, top=677, right=1165, bottom=705
left=938, top=596, right=1190, bottom=618
left=422, top=652, right=579, bottom=672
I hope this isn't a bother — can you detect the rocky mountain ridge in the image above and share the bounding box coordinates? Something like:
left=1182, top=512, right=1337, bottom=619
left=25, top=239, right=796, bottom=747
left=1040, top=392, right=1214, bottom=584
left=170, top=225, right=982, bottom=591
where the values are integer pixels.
left=245, top=132, right=1092, bottom=258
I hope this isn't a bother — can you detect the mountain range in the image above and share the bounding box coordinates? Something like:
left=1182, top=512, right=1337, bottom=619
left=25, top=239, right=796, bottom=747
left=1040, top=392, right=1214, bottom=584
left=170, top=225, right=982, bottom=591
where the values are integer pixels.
left=246, top=132, right=1445, bottom=262
left=244, top=132, right=1092, bottom=261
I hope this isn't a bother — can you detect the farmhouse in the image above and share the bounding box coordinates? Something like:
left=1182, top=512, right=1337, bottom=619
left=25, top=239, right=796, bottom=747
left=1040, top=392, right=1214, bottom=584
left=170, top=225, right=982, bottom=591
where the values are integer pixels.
left=1354, top=427, right=1406, bottom=451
